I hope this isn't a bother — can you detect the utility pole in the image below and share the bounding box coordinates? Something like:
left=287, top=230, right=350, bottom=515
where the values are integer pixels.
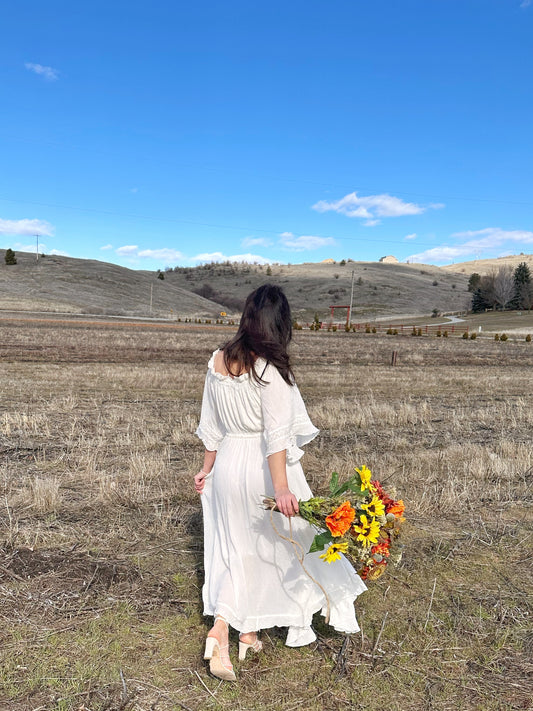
left=150, top=283, right=153, bottom=315
left=348, top=269, right=355, bottom=325
left=36, top=234, right=40, bottom=262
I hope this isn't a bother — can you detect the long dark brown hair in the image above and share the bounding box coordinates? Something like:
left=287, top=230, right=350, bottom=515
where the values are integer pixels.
left=222, top=284, right=294, bottom=385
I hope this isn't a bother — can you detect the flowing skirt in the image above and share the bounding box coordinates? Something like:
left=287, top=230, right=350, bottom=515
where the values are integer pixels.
left=201, top=433, right=367, bottom=646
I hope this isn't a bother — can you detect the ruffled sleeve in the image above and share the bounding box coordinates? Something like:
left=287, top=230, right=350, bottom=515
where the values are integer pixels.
left=260, top=363, right=319, bottom=464
left=195, top=356, right=225, bottom=451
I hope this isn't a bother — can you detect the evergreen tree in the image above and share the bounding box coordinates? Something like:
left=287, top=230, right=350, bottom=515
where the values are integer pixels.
left=467, top=273, right=481, bottom=292
left=4, top=248, right=17, bottom=265
left=471, top=274, right=496, bottom=312
left=472, top=287, right=489, bottom=313
left=512, top=262, right=532, bottom=309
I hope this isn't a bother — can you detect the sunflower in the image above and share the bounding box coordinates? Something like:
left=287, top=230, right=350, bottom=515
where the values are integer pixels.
left=353, top=514, right=381, bottom=547
left=319, top=541, right=349, bottom=564
left=355, top=465, right=374, bottom=493
left=361, top=494, right=385, bottom=518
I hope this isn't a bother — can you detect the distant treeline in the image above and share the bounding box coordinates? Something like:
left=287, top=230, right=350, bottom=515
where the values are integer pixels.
left=470, top=262, right=533, bottom=312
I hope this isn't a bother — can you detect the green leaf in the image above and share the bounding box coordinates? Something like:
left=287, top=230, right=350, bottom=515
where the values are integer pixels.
left=329, top=472, right=339, bottom=495
left=309, top=530, right=334, bottom=553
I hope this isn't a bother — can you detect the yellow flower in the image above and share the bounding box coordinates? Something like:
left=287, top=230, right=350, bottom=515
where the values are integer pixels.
left=361, top=494, right=385, bottom=518
left=355, top=465, right=374, bottom=492
left=319, top=541, right=349, bottom=564
left=353, top=514, right=381, bottom=547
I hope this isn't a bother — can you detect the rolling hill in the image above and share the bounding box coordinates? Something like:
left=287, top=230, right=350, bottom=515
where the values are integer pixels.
left=441, top=253, right=533, bottom=276
left=0, top=250, right=473, bottom=321
left=0, top=250, right=224, bottom=318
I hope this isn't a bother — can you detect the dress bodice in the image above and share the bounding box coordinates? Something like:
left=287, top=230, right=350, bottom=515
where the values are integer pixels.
left=196, top=350, right=319, bottom=462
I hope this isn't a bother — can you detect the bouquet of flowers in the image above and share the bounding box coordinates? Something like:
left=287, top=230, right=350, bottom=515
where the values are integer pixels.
left=265, top=466, right=405, bottom=581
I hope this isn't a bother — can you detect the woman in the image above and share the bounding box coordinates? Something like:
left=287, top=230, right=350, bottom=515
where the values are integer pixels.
left=195, top=284, right=366, bottom=681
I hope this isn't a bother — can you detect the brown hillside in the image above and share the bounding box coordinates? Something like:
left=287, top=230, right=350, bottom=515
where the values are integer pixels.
left=164, top=260, right=470, bottom=321
left=0, top=250, right=224, bottom=318
left=442, top=253, right=533, bottom=276
left=0, top=251, right=472, bottom=320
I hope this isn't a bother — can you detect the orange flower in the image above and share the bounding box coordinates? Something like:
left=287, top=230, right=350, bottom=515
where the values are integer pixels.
left=371, top=541, right=391, bottom=558
left=325, top=501, right=356, bottom=537
left=386, top=499, right=405, bottom=519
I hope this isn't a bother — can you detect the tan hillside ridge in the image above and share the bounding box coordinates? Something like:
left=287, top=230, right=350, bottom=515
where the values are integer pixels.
left=0, top=249, right=476, bottom=320
left=441, top=253, right=533, bottom=276
left=0, top=250, right=224, bottom=318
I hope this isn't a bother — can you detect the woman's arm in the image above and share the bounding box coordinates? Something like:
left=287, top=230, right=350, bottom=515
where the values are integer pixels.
left=268, top=450, right=299, bottom=517
left=194, top=449, right=217, bottom=493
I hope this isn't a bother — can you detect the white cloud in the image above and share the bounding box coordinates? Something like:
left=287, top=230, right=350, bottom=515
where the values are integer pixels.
left=137, top=248, right=185, bottom=261
left=520, top=0, right=531, bottom=8
left=404, top=233, right=417, bottom=240
left=116, top=245, right=139, bottom=256
left=25, top=62, right=58, bottom=81
left=279, top=231, right=336, bottom=251
left=13, top=242, right=47, bottom=253
left=100, top=244, right=113, bottom=250
left=241, top=236, right=273, bottom=248
left=406, top=227, right=533, bottom=264
left=191, top=251, right=272, bottom=265
left=130, top=187, right=138, bottom=194
left=312, top=192, right=442, bottom=225
left=5, top=241, right=69, bottom=257
left=0, top=218, right=55, bottom=237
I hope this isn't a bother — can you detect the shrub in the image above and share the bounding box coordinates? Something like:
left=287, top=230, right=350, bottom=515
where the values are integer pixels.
left=4, top=248, right=17, bottom=265
left=432, top=280, right=438, bottom=286
left=470, top=332, right=477, bottom=340
left=526, top=334, right=531, bottom=342
left=500, top=333, right=508, bottom=341
left=411, top=327, right=417, bottom=336
left=417, top=328, right=422, bottom=336
left=365, top=326, right=371, bottom=334
left=157, top=271, right=165, bottom=280
left=266, top=266, right=272, bottom=276
left=372, top=327, right=377, bottom=334
left=332, top=325, right=337, bottom=332
left=393, top=329, right=398, bottom=335
left=345, top=324, right=351, bottom=332
left=443, top=330, right=448, bottom=338
left=436, top=330, right=442, bottom=337
left=462, top=332, right=469, bottom=339
left=494, top=333, right=500, bottom=341
left=386, top=328, right=393, bottom=335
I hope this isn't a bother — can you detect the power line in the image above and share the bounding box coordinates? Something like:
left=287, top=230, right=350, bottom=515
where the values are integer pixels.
left=3, top=132, right=533, bottom=207
left=0, top=194, right=457, bottom=251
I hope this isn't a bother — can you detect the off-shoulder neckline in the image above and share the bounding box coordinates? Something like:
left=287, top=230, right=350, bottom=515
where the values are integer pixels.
left=207, top=349, right=267, bottom=382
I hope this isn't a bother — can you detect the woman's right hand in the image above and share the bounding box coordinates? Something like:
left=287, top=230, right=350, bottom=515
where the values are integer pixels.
left=194, top=470, right=208, bottom=494
left=274, top=487, right=299, bottom=517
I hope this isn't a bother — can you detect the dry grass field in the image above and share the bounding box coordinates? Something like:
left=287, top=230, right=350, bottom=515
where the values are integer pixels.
left=1, top=318, right=532, bottom=711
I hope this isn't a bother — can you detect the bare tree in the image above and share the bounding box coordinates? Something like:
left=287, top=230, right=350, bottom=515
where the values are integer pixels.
left=492, top=267, right=515, bottom=310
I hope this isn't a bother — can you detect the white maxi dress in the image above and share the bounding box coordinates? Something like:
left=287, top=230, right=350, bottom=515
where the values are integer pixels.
left=196, top=350, right=367, bottom=646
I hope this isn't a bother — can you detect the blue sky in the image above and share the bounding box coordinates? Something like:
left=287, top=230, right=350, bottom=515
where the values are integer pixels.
left=1, top=0, right=532, bottom=270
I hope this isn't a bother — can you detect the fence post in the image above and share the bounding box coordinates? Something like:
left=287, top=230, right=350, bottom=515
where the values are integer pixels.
left=391, top=350, right=398, bottom=366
